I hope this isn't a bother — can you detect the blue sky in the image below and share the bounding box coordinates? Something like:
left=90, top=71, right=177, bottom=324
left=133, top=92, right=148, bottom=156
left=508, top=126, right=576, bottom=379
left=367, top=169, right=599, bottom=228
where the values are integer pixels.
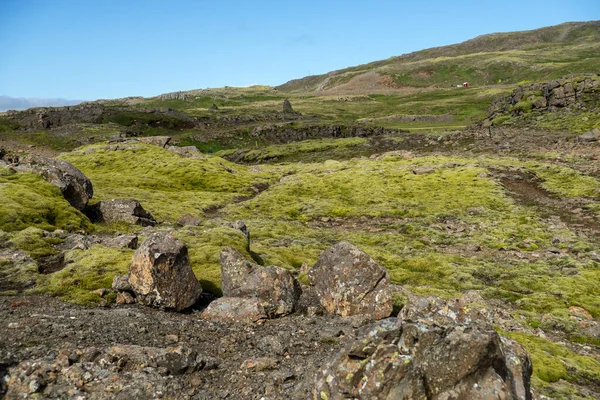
left=0, top=0, right=598, bottom=100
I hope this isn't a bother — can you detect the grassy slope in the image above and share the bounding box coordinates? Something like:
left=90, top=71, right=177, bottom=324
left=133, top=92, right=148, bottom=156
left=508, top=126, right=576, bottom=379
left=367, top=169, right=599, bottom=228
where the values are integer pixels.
left=277, top=21, right=600, bottom=92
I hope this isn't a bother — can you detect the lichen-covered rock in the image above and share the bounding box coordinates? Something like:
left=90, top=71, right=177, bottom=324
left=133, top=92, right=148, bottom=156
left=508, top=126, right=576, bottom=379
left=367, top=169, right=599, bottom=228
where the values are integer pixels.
left=314, top=294, right=533, bottom=400
left=13, top=154, right=93, bottom=211
left=112, top=275, right=132, bottom=292
left=201, top=297, right=267, bottom=323
left=128, top=232, right=201, bottom=311
left=220, top=246, right=300, bottom=318
left=308, top=241, right=392, bottom=319
left=87, top=198, right=156, bottom=226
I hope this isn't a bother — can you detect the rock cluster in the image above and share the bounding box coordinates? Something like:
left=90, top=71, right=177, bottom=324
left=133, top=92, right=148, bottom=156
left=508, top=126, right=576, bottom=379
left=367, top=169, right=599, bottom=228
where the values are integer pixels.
left=488, top=74, right=600, bottom=118
left=314, top=293, right=532, bottom=399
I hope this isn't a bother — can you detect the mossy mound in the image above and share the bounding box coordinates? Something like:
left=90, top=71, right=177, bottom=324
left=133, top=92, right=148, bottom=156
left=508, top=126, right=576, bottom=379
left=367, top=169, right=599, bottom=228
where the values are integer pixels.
left=0, top=167, right=92, bottom=232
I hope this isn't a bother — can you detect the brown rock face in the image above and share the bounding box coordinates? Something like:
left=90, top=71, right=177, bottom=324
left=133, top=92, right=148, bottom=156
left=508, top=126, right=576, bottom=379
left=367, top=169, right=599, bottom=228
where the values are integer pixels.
left=128, top=232, right=201, bottom=311
left=314, top=294, right=533, bottom=400
left=88, top=198, right=156, bottom=226
left=220, top=246, right=300, bottom=318
left=308, top=241, right=392, bottom=319
left=13, top=154, right=93, bottom=211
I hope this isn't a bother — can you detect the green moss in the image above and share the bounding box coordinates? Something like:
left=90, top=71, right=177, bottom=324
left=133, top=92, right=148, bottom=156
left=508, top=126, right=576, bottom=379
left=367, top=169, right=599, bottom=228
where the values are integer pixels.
left=0, top=170, right=92, bottom=232
left=61, top=143, right=273, bottom=222
left=491, top=115, right=511, bottom=126
left=9, top=227, right=61, bottom=258
left=504, top=331, right=600, bottom=385
left=510, top=100, right=533, bottom=113
left=33, top=245, right=133, bottom=305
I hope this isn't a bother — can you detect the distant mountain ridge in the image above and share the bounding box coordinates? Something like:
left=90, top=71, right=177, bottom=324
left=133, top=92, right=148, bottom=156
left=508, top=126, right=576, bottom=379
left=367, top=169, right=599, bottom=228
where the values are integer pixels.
left=276, top=21, right=600, bottom=93
left=0, top=96, right=83, bottom=112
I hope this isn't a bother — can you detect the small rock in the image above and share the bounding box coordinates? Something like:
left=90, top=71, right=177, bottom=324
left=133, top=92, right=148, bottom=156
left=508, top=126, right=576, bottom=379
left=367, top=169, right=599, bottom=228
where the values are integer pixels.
left=112, top=275, right=132, bottom=292
left=578, top=131, right=598, bottom=142
left=138, top=136, right=171, bottom=147
left=116, top=292, right=135, bottom=304
left=177, top=214, right=202, bottom=227
left=241, top=357, right=278, bottom=371
left=412, top=166, right=436, bottom=175
left=282, top=99, right=294, bottom=113
left=7, top=322, right=19, bottom=329
left=93, top=288, right=108, bottom=297
left=165, top=334, right=179, bottom=344
left=201, top=297, right=267, bottom=323
left=103, top=233, right=138, bottom=249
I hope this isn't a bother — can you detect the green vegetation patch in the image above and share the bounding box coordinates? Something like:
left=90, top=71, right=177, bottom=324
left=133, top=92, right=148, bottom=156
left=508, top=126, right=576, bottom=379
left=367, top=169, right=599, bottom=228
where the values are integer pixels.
left=33, top=245, right=133, bottom=305
left=0, top=168, right=92, bottom=232
left=61, top=143, right=273, bottom=222
left=504, top=331, right=600, bottom=385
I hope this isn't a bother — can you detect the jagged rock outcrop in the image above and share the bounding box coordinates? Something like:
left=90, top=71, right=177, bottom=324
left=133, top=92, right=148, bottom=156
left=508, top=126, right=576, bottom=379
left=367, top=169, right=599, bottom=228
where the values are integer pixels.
left=220, top=246, right=301, bottom=318
left=308, top=241, right=393, bottom=319
left=488, top=74, right=600, bottom=119
left=87, top=198, right=156, bottom=226
left=127, top=232, right=202, bottom=311
left=314, top=293, right=533, bottom=400
left=11, top=154, right=93, bottom=211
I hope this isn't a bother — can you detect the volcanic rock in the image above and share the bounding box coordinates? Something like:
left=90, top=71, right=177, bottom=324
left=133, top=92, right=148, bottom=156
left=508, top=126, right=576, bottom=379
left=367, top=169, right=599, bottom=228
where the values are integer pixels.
left=128, top=232, right=201, bottom=311
left=282, top=99, right=294, bottom=113
left=177, top=213, right=202, bottom=227
left=308, top=241, right=392, bottom=319
left=314, top=294, right=533, bottom=399
left=220, top=246, right=301, bottom=318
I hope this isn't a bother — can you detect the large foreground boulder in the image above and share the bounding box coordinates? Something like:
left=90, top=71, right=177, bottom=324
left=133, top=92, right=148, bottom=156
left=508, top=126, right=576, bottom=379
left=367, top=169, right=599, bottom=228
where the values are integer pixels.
left=308, top=241, right=392, bottom=319
left=314, top=294, right=533, bottom=400
left=12, top=154, right=93, bottom=211
left=220, top=246, right=300, bottom=318
left=88, top=198, right=156, bottom=226
left=128, top=232, right=201, bottom=311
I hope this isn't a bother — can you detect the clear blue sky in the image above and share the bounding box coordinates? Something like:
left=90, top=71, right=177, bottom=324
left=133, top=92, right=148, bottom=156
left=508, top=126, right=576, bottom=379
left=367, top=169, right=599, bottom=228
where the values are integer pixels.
left=1, top=0, right=598, bottom=100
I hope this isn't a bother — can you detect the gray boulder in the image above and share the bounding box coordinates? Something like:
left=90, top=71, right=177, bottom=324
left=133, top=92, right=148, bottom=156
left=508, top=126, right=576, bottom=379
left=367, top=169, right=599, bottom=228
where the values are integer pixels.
left=220, top=246, right=301, bottom=318
left=88, top=198, right=156, bottom=226
left=308, top=241, right=393, bottom=319
left=578, top=131, right=598, bottom=142
left=314, top=294, right=532, bottom=400
left=13, top=154, right=93, bottom=211
left=128, top=232, right=202, bottom=311
left=177, top=214, right=202, bottom=226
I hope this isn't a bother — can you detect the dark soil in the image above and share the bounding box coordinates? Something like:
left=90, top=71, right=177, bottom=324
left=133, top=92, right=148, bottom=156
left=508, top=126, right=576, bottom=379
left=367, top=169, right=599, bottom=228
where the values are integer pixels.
left=0, top=295, right=359, bottom=399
